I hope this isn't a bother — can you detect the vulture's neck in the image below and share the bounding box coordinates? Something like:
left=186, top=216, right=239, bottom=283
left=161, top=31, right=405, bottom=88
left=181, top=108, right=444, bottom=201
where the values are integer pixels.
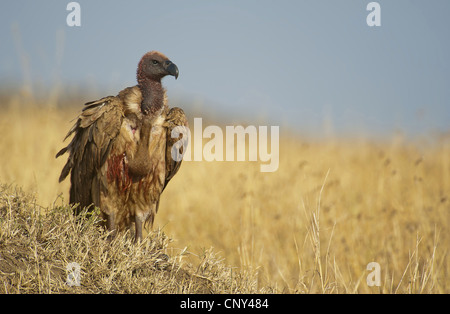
left=138, top=77, right=164, bottom=115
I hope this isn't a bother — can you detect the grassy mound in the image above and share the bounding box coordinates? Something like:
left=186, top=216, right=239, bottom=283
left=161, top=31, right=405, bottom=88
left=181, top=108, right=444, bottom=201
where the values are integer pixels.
left=0, top=184, right=269, bottom=294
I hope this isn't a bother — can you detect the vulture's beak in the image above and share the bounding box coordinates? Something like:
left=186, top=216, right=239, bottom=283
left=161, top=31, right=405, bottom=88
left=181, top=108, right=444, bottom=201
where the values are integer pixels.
left=165, top=61, right=179, bottom=79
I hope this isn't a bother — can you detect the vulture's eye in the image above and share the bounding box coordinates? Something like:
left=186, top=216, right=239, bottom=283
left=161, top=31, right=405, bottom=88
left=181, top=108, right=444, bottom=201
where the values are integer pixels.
left=152, top=60, right=159, bottom=65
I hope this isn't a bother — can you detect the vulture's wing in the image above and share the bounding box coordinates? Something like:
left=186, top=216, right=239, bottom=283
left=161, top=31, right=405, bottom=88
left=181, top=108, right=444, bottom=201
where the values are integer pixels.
left=162, top=107, right=189, bottom=193
left=56, top=96, right=124, bottom=211
left=154, top=107, right=188, bottom=215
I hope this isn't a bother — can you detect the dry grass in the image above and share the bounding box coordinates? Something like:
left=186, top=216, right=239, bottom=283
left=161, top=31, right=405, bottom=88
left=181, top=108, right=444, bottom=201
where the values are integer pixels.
left=0, top=184, right=267, bottom=293
left=0, top=91, right=449, bottom=293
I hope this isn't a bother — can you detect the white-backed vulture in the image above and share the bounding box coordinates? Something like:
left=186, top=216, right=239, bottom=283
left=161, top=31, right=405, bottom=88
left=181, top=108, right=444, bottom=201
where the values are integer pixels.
left=56, top=51, right=188, bottom=242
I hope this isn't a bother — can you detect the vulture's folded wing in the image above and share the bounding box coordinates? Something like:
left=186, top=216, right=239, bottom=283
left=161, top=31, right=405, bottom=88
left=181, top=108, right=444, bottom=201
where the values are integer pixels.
left=162, top=107, right=189, bottom=193
left=56, top=96, right=124, bottom=210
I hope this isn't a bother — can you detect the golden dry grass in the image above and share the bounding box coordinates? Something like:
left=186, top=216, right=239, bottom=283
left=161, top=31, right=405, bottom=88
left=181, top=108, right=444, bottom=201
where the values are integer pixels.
left=0, top=184, right=266, bottom=293
left=0, top=91, right=449, bottom=293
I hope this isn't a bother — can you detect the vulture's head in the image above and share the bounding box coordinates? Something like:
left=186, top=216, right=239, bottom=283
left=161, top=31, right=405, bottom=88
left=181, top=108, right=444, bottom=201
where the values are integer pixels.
left=137, top=51, right=179, bottom=82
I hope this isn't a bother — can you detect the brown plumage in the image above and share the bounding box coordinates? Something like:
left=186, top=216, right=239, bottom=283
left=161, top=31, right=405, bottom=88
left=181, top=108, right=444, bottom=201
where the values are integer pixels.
left=56, top=51, right=188, bottom=242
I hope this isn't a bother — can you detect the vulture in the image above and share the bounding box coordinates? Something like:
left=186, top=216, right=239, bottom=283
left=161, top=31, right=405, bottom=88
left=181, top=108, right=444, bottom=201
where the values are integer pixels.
left=56, top=51, right=188, bottom=242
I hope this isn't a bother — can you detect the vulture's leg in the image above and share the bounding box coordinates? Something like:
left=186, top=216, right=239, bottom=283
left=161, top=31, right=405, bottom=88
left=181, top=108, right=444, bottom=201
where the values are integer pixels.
left=135, top=215, right=143, bottom=243
left=107, top=212, right=117, bottom=240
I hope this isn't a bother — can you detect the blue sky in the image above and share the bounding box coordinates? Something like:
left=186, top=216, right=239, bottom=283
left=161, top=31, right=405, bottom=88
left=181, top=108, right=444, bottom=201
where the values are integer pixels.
left=1, top=1, right=449, bottom=138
